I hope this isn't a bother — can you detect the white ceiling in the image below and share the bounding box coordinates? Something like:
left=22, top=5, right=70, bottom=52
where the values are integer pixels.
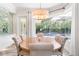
left=13, top=3, right=59, bottom=9
left=0, top=3, right=69, bottom=14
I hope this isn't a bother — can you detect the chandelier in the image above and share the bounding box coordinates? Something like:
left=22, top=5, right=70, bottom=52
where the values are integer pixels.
left=32, top=4, right=49, bottom=20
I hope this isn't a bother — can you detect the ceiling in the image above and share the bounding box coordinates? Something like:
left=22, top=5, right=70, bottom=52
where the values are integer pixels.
left=13, top=3, right=61, bottom=9
left=0, top=3, right=70, bottom=14
left=13, top=3, right=69, bottom=13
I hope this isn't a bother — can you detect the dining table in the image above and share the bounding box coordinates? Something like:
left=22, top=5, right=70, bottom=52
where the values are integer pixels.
left=20, top=37, right=61, bottom=51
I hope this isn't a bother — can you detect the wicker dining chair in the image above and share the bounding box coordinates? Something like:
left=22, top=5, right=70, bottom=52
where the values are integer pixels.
left=19, top=35, right=23, bottom=41
left=55, top=34, right=64, bottom=45
left=36, top=32, right=44, bottom=37
left=12, top=37, right=30, bottom=56
left=58, top=37, right=68, bottom=56
left=54, top=35, right=68, bottom=56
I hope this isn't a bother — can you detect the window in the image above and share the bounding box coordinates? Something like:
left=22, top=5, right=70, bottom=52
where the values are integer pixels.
left=0, top=8, right=9, bottom=34
left=36, top=13, right=71, bottom=37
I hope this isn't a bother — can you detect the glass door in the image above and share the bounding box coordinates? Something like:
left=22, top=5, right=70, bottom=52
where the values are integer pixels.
left=19, top=16, right=27, bottom=35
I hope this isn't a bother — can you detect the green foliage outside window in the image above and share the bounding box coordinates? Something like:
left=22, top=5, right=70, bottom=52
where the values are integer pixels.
left=0, top=8, right=9, bottom=33
left=0, top=17, right=8, bottom=33
left=36, top=19, right=71, bottom=34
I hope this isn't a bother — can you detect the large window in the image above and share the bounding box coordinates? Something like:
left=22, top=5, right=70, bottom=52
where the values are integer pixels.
left=36, top=14, right=71, bottom=37
left=0, top=8, right=9, bottom=34
left=0, top=17, right=9, bottom=33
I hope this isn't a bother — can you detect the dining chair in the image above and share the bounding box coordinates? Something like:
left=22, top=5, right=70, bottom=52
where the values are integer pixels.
left=12, top=37, right=30, bottom=56
left=19, top=35, right=23, bottom=41
left=58, top=37, right=68, bottom=56
left=36, top=32, right=44, bottom=37
left=36, top=32, right=44, bottom=42
left=12, top=37, right=21, bottom=56
left=55, top=34, right=64, bottom=45
left=54, top=35, right=68, bottom=56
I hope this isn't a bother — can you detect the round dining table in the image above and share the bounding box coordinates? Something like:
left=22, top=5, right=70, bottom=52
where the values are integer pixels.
left=20, top=37, right=61, bottom=50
